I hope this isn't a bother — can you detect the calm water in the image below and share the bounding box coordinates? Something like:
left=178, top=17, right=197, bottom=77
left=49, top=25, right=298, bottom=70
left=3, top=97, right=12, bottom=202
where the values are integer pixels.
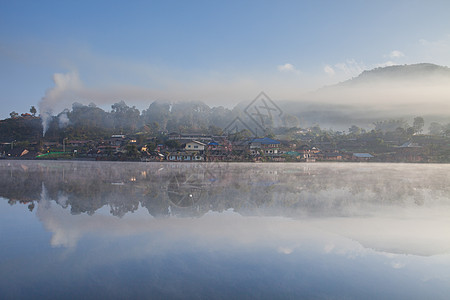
left=1, top=161, right=450, bottom=299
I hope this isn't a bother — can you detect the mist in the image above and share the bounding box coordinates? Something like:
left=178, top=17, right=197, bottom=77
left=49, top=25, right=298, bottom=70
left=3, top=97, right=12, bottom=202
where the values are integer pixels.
left=280, top=64, right=450, bottom=129
left=36, top=64, right=450, bottom=134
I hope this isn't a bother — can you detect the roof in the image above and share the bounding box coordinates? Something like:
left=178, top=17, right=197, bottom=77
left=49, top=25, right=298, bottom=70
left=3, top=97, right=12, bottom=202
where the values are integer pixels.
left=399, top=142, right=421, bottom=148
left=250, top=137, right=281, bottom=145
left=208, top=142, right=219, bottom=146
left=187, top=140, right=206, bottom=146
left=286, top=151, right=301, bottom=156
left=353, top=153, right=374, bottom=158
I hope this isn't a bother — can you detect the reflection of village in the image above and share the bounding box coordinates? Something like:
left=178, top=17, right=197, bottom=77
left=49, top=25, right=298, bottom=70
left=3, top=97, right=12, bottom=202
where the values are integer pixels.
left=2, top=161, right=450, bottom=219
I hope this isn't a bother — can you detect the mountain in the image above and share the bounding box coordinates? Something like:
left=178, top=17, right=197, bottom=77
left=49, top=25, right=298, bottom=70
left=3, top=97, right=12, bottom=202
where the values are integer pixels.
left=336, top=63, right=450, bottom=87
left=278, top=63, right=450, bottom=130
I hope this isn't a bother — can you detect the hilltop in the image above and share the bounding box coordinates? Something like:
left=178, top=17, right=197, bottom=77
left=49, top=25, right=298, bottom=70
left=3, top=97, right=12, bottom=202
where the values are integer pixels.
left=336, top=63, right=450, bottom=87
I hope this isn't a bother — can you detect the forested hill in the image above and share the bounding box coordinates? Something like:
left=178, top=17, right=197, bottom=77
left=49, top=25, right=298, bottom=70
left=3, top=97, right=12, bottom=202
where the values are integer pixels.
left=1, top=101, right=257, bottom=142
left=278, top=63, right=450, bottom=129
left=334, top=63, right=450, bottom=87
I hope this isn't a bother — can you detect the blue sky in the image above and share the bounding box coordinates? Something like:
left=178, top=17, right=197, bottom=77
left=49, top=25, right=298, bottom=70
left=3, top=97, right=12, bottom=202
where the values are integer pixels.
left=1, top=0, right=450, bottom=119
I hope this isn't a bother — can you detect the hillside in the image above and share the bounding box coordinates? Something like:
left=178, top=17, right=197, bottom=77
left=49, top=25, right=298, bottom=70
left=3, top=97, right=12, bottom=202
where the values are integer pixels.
left=335, top=63, right=450, bottom=87
left=279, top=63, right=450, bottom=129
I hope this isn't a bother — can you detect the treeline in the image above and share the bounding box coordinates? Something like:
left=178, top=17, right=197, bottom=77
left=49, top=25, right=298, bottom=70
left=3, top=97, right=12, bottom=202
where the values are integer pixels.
left=3, top=100, right=450, bottom=144
left=2, top=100, right=301, bottom=142
left=44, top=100, right=235, bottom=140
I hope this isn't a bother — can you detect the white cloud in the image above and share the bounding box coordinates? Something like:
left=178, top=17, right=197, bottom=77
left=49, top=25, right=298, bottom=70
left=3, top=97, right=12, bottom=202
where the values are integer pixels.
left=324, top=65, right=335, bottom=76
left=277, top=63, right=299, bottom=74
left=388, top=50, right=405, bottom=58
left=277, top=247, right=294, bottom=254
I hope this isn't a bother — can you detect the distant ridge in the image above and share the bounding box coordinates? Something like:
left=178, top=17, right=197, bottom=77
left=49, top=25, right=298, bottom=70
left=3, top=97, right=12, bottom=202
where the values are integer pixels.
left=336, top=63, right=450, bottom=87
left=281, top=63, right=450, bottom=130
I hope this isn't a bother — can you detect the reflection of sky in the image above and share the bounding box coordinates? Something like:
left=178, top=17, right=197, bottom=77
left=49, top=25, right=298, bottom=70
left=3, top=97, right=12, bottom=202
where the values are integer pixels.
left=2, top=162, right=450, bottom=298
left=0, top=200, right=450, bottom=299
left=2, top=198, right=450, bottom=299
left=34, top=193, right=450, bottom=257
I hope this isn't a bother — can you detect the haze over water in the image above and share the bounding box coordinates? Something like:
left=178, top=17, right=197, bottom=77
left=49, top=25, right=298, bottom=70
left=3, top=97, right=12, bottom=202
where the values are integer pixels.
left=1, top=161, right=450, bottom=299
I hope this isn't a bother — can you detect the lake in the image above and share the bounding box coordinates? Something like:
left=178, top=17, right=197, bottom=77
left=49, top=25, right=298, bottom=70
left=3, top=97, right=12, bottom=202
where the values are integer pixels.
left=1, top=161, right=450, bottom=299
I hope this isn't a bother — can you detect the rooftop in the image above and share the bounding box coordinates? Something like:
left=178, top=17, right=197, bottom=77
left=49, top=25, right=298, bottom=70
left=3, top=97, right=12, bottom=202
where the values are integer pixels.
left=250, top=138, right=281, bottom=145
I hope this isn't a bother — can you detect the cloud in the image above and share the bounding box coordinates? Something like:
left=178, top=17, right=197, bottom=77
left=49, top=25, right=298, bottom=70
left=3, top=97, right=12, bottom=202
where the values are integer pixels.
left=324, top=65, right=335, bottom=76
left=388, top=50, right=405, bottom=58
left=277, top=63, right=300, bottom=74
left=277, top=247, right=294, bottom=254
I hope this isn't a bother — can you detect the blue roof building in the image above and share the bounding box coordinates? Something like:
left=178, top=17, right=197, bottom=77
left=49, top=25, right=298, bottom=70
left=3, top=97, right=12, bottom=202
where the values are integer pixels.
left=249, top=137, right=281, bottom=145
left=352, top=153, right=374, bottom=159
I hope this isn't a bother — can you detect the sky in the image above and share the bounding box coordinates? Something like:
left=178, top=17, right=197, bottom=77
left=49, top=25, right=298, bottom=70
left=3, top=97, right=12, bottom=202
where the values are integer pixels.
left=1, top=0, right=450, bottom=119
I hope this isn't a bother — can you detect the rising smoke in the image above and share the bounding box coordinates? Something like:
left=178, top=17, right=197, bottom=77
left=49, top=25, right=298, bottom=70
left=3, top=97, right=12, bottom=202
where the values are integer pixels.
left=39, top=71, right=83, bottom=135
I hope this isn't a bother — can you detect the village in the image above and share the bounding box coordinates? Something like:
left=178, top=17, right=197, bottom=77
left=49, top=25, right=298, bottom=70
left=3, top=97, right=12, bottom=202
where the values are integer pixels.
left=2, top=130, right=436, bottom=163
left=1, top=104, right=449, bottom=163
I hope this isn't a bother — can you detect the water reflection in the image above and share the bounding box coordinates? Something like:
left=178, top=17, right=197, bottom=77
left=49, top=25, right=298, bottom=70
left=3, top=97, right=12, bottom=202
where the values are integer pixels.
left=2, top=161, right=450, bottom=218
left=1, top=161, right=450, bottom=298
left=2, top=161, right=450, bottom=250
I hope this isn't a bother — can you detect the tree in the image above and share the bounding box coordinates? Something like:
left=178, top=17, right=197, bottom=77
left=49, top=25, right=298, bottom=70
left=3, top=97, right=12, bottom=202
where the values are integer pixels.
left=111, top=101, right=140, bottom=133
left=9, top=111, right=18, bottom=119
left=125, top=144, right=140, bottom=159
left=413, top=116, right=424, bottom=134
left=30, top=106, right=37, bottom=116
left=429, top=122, right=443, bottom=136
left=165, top=140, right=181, bottom=150
left=348, top=125, right=361, bottom=135
left=374, top=119, right=409, bottom=133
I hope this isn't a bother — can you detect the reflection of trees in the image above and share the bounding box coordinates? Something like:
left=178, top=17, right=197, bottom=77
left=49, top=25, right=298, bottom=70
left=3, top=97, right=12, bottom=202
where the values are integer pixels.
left=167, top=173, right=208, bottom=207
left=0, top=163, right=43, bottom=203
left=2, top=162, right=450, bottom=218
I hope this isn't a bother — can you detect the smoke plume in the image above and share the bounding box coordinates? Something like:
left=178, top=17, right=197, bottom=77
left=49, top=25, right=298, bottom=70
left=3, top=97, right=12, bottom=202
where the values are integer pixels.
left=39, top=71, right=82, bottom=135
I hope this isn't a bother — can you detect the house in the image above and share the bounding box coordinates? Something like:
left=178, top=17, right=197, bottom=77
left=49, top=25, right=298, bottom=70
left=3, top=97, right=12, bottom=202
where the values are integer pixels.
left=352, top=153, right=374, bottom=161
left=205, top=141, right=231, bottom=161
left=68, top=140, right=91, bottom=147
left=141, top=151, right=165, bottom=162
left=394, top=142, right=424, bottom=162
left=156, top=144, right=165, bottom=152
left=185, top=140, right=206, bottom=152
left=167, top=151, right=204, bottom=161
left=207, top=140, right=232, bottom=152
left=248, top=137, right=286, bottom=161
left=285, top=151, right=302, bottom=158
left=6, top=147, right=31, bottom=158
left=110, top=135, right=126, bottom=146
left=296, top=145, right=320, bottom=161
left=249, top=137, right=281, bottom=155
left=168, top=133, right=222, bottom=142
left=322, top=152, right=343, bottom=161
